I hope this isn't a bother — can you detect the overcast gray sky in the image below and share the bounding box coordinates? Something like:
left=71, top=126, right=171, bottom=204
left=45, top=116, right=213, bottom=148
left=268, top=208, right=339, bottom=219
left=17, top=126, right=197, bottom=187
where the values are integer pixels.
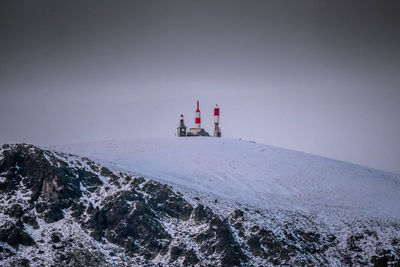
left=1, top=0, right=400, bottom=173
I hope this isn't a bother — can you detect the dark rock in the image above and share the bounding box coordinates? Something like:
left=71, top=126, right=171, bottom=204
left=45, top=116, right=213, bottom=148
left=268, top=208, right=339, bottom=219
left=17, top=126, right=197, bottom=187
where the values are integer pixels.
left=43, top=202, right=65, bottom=223
left=86, top=202, right=94, bottom=214
left=100, top=167, right=120, bottom=187
left=16, top=219, right=24, bottom=228
left=22, top=214, right=39, bottom=229
left=233, top=222, right=244, bottom=232
left=374, top=256, right=389, bottom=267
left=193, top=205, right=247, bottom=266
left=347, top=234, right=364, bottom=253
left=142, top=181, right=193, bottom=221
left=130, top=177, right=145, bottom=188
left=192, top=204, right=213, bottom=223
left=5, top=203, right=25, bottom=218
left=78, top=169, right=103, bottom=192
left=248, top=235, right=263, bottom=257
left=0, top=221, right=35, bottom=247
left=232, top=209, right=244, bottom=219
left=51, top=232, right=62, bottom=243
left=272, top=258, right=281, bottom=265
left=246, top=228, right=294, bottom=264
left=0, top=144, right=83, bottom=224
left=0, top=245, right=15, bottom=260
left=86, top=190, right=171, bottom=257
left=71, top=202, right=86, bottom=220
left=52, top=243, right=64, bottom=250
left=183, top=249, right=199, bottom=266
left=58, top=248, right=111, bottom=266
left=100, top=167, right=115, bottom=178
left=35, top=201, right=48, bottom=213
left=169, top=245, right=184, bottom=262
left=89, top=163, right=100, bottom=173
left=9, top=258, right=30, bottom=267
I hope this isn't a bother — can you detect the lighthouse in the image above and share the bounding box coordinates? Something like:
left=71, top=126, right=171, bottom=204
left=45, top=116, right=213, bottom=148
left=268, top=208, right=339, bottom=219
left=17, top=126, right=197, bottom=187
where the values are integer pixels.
left=195, top=100, right=201, bottom=128
left=213, top=104, right=221, bottom=137
left=188, top=100, right=210, bottom=136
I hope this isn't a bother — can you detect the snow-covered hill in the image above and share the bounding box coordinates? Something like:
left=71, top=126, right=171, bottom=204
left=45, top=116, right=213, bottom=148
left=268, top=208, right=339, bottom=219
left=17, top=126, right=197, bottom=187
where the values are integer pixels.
left=1, top=140, right=399, bottom=266
left=53, top=137, right=400, bottom=222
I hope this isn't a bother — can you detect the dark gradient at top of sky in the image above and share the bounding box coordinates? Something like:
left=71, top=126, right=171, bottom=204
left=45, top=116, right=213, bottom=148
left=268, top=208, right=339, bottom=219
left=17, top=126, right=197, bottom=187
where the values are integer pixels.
left=1, top=0, right=400, bottom=173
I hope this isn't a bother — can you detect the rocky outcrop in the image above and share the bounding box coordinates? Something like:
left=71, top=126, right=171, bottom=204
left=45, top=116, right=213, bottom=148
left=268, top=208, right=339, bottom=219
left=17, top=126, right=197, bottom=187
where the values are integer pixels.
left=0, top=221, right=35, bottom=248
left=141, top=181, right=193, bottom=221
left=87, top=189, right=172, bottom=259
left=0, top=144, right=82, bottom=223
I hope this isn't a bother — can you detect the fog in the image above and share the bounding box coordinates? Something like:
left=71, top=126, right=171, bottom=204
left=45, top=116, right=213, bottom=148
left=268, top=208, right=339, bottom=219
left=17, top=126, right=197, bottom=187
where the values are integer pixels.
left=1, top=0, right=399, bottom=173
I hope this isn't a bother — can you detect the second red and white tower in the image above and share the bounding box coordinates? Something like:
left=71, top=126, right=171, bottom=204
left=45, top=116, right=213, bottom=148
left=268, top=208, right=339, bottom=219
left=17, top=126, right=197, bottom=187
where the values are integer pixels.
left=195, top=100, right=201, bottom=129
left=213, top=104, right=221, bottom=137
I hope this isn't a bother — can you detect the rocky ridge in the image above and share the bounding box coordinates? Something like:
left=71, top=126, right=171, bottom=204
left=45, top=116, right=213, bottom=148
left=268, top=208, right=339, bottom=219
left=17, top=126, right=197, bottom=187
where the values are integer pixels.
left=0, top=144, right=399, bottom=266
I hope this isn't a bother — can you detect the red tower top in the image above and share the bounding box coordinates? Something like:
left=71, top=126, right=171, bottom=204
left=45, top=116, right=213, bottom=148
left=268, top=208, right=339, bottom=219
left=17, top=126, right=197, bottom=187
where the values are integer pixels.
left=196, top=100, right=200, bottom=112
left=214, top=104, right=220, bottom=116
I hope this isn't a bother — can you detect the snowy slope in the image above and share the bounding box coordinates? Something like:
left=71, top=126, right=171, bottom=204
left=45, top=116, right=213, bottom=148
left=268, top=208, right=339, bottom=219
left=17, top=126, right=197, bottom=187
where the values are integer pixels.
left=52, top=137, right=400, bottom=222
left=1, top=142, right=399, bottom=266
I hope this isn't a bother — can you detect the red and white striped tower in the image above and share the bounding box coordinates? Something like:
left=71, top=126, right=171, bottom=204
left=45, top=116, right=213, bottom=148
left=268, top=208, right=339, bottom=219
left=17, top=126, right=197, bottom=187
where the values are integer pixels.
left=195, top=100, right=201, bottom=129
left=214, top=104, right=221, bottom=137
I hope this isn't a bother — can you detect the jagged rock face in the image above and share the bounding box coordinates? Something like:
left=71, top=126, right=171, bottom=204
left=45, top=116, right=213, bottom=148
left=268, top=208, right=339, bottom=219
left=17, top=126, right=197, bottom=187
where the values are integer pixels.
left=0, top=144, right=82, bottom=223
left=0, top=221, right=35, bottom=247
left=0, top=144, right=399, bottom=266
left=87, top=189, right=172, bottom=258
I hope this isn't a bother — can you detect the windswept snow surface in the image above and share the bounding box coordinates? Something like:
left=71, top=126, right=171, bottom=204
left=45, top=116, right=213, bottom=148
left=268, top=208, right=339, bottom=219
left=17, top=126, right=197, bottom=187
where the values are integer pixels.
left=52, top=137, right=400, bottom=222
